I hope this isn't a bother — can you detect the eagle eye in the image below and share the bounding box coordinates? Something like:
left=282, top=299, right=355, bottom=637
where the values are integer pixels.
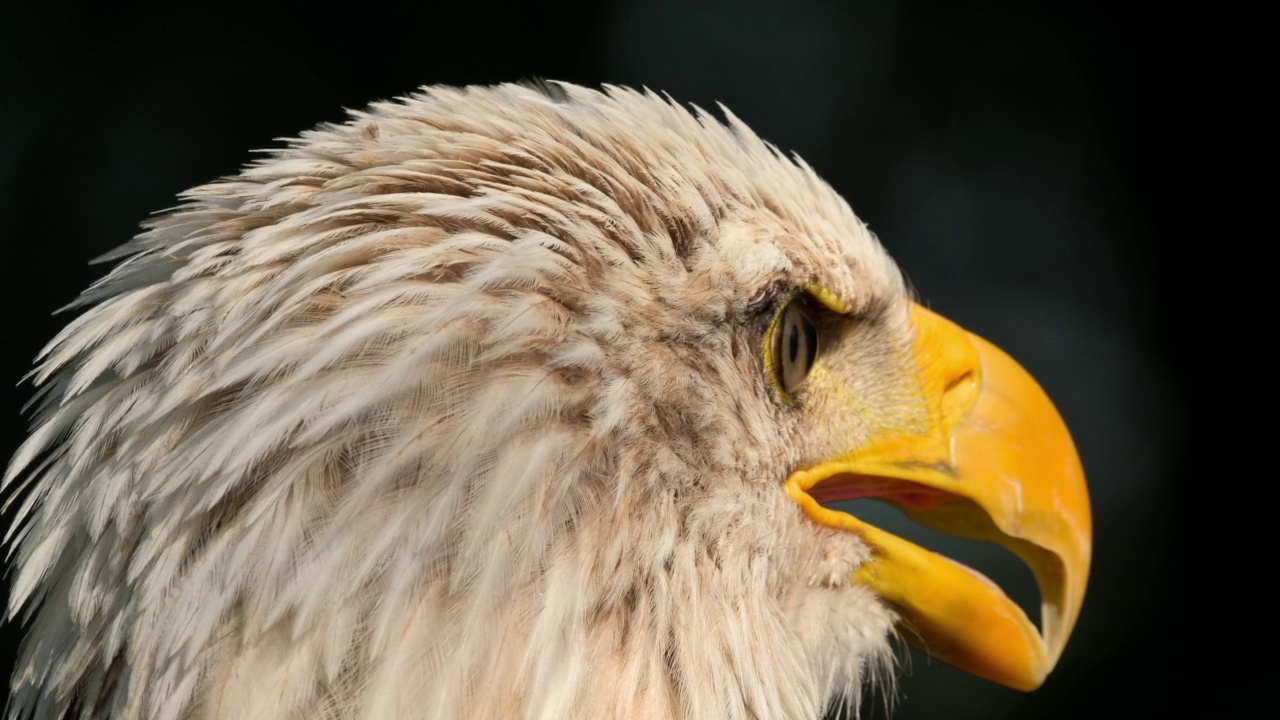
left=767, top=295, right=820, bottom=397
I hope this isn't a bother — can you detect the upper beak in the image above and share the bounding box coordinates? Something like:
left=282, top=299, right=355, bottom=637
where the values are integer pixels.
left=785, top=303, right=1091, bottom=690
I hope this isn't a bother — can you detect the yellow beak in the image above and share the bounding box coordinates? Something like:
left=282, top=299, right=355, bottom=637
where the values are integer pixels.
left=786, top=304, right=1091, bottom=690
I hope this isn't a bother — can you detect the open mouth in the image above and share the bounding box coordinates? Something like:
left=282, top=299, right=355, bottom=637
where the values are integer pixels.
left=785, top=462, right=1064, bottom=691
left=806, top=473, right=1042, bottom=627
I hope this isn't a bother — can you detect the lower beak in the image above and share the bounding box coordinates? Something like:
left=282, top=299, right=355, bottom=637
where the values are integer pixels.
left=786, top=304, right=1091, bottom=690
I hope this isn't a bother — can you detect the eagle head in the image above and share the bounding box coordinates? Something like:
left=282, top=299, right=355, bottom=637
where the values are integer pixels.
left=4, top=82, right=1090, bottom=719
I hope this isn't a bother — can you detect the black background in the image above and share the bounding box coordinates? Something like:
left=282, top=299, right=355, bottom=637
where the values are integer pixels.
left=1, top=2, right=1208, bottom=718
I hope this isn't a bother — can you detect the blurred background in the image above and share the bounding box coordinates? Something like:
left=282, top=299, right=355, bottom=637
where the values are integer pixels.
left=1, top=1, right=1202, bottom=718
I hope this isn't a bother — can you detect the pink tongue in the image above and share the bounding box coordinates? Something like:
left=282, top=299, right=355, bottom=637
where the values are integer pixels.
left=805, top=474, right=953, bottom=512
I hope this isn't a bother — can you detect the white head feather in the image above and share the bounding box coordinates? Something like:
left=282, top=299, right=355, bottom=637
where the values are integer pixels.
left=5, top=82, right=909, bottom=720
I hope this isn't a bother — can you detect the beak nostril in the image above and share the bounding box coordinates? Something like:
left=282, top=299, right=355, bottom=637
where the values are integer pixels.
left=941, top=367, right=980, bottom=429
left=945, top=370, right=974, bottom=393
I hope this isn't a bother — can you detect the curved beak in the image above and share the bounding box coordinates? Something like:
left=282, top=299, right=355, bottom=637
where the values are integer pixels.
left=786, top=304, right=1091, bottom=690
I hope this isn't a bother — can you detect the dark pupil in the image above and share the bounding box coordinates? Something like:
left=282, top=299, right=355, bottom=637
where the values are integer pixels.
left=789, top=323, right=800, bottom=364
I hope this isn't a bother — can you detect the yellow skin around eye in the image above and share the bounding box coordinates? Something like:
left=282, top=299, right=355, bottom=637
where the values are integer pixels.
left=800, top=281, right=850, bottom=314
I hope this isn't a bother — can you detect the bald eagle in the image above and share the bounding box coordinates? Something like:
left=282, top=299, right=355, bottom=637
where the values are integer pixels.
left=3, top=82, right=1089, bottom=720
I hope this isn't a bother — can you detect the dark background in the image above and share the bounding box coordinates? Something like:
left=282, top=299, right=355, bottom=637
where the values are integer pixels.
left=1, top=1, right=1206, bottom=718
